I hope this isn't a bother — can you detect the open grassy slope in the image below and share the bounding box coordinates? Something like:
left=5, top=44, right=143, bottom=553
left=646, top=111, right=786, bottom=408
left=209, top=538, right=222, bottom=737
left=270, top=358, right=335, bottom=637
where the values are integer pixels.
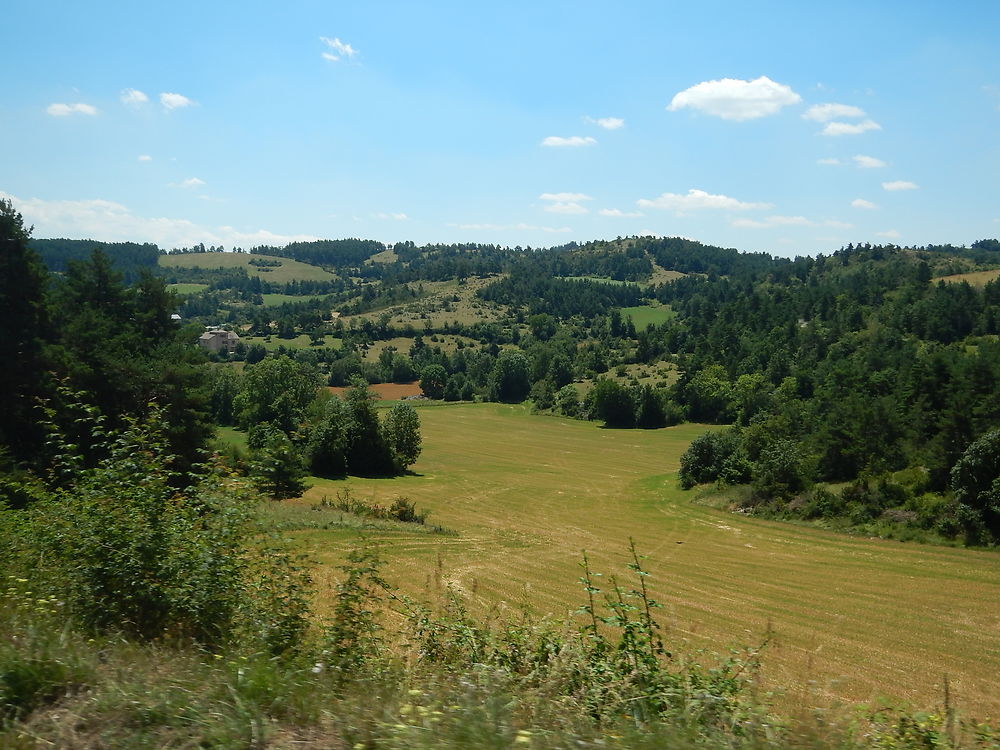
left=277, top=404, right=1000, bottom=719
left=939, top=268, right=1000, bottom=286
left=159, top=252, right=338, bottom=283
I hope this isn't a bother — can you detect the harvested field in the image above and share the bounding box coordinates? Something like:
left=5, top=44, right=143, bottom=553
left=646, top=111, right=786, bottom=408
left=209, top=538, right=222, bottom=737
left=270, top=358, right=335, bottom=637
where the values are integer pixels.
left=327, top=381, right=423, bottom=400
left=277, top=404, right=1000, bottom=719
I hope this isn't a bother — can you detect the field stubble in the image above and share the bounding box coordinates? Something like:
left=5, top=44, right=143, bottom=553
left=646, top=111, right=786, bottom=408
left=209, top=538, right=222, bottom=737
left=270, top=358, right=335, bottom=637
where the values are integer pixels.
left=285, top=403, right=1000, bottom=719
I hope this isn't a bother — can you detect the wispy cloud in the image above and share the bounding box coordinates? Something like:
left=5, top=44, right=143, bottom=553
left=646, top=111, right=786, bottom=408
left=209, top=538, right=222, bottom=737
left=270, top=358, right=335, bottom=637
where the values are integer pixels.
left=730, top=215, right=851, bottom=229
left=544, top=202, right=588, bottom=215
left=876, top=229, right=901, bottom=238
left=46, top=102, right=97, bottom=117
left=120, top=88, right=148, bottom=106
left=137, top=154, right=153, bottom=162
left=802, top=103, right=866, bottom=122
left=853, top=154, right=886, bottom=168
left=882, top=180, right=918, bottom=191
left=584, top=116, right=624, bottom=130
left=372, top=212, right=408, bottom=220
left=1, top=191, right=318, bottom=249
left=541, top=136, right=597, bottom=147
left=160, top=92, right=194, bottom=110
left=599, top=208, right=644, bottom=218
left=821, top=119, right=881, bottom=136
left=851, top=198, right=878, bottom=209
left=320, top=36, right=358, bottom=62
left=637, top=188, right=772, bottom=212
left=171, top=177, right=206, bottom=189
left=539, top=192, right=592, bottom=214
left=667, top=76, right=801, bottom=121
left=539, top=192, right=592, bottom=202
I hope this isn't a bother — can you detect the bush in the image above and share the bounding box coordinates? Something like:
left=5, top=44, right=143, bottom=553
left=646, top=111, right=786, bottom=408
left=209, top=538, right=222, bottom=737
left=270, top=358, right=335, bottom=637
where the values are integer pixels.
left=3, top=411, right=309, bottom=650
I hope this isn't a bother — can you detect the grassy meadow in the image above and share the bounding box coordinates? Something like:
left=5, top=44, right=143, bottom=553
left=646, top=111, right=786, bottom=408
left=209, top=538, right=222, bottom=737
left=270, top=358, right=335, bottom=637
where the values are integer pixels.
left=939, top=268, right=1000, bottom=286
left=159, top=251, right=338, bottom=284
left=271, top=404, right=1000, bottom=719
left=621, top=302, right=674, bottom=330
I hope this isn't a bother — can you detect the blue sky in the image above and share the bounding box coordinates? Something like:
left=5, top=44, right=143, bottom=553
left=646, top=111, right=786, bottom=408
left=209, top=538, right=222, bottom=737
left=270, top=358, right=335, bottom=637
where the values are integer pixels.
left=2, top=1, right=998, bottom=256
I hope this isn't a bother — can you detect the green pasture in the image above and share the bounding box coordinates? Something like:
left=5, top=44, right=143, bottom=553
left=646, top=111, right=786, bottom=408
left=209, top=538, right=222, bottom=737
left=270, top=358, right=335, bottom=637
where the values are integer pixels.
left=271, top=404, right=1000, bottom=718
left=241, top=334, right=342, bottom=351
left=621, top=303, right=674, bottom=330
left=159, top=252, right=338, bottom=284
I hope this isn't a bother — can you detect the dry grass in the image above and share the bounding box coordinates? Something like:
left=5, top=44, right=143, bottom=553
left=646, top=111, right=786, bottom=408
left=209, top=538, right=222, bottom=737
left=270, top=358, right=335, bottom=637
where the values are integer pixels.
left=326, top=381, right=423, bottom=400
left=159, top=252, right=338, bottom=284
left=339, top=276, right=507, bottom=329
left=272, top=404, right=1000, bottom=719
left=938, top=268, right=1000, bottom=286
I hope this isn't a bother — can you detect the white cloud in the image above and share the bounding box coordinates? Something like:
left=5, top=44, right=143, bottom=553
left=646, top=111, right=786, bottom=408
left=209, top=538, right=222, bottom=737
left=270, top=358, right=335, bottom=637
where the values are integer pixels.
left=171, top=177, right=206, bottom=189
left=544, top=202, right=588, bottom=215
left=160, top=92, right=194, bottom=110
left=1, top=191, right=318, bottom=249
left=876, top=229, right=901, bottom=238
left=320, top=36, right=358, bottom=61
left=539, top=192, right=592, bottom=202
left=851, top=198, right=878, bottom=209
left=541, top=136, right=597, bottom=147
left=667, top=76, right=801, bottom=121
left=447, top=222, right=571, bottom=233
left=120, top=88, right=148, bottom=106
left=882, top=180, right=918, bottom=191
left=817, top=158, right=841, bottom=165
left=599, top=208, right=644, bottom=218
left=821, top=119, right=881, bottom=136
left=731, top=215, right=852, bottom=229
left=46, top=102, right=97, bottom=116
left=637, top=188, right=772, bottom=213
left=372, top=212, right=408, bottom=220
left=138, top=154, right=153, bottom=162
left=538, top=193, right=591, bottom=214
left=802, top=103, right=866, bottom=122
left=853, top=154, right=887, bottom=168
left=731, top=215, right=813, bottom=229
left=584, top=116, right=624, bottom=130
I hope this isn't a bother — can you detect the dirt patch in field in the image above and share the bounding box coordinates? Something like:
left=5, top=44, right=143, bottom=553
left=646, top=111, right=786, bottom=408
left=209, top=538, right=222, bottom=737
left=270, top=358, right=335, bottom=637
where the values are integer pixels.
left=327, top=381, right=423, bottom=400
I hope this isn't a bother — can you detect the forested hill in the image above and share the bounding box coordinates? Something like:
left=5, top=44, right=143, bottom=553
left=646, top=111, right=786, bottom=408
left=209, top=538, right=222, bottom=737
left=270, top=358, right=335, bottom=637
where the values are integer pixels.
left=30, top=238, right=160, bottom=282
left=10, top=211, right=1000, bottom=545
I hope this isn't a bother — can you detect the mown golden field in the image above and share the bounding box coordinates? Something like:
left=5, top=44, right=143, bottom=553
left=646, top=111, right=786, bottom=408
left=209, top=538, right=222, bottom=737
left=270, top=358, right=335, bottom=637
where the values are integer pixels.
left=273, top=403, right=1000, bottom=719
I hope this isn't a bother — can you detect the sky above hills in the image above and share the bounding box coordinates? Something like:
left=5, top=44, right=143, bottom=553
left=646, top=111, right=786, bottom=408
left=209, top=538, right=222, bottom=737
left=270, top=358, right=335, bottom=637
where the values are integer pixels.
left=2, top=1, right=998, bottom=256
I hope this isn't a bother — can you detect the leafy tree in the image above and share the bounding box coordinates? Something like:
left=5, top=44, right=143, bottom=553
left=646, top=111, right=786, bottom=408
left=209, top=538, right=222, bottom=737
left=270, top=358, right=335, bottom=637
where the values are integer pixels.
left=678, top=429, right=746, bottom=489
left=0, top=199, right=51, bottom=464
left=343, top=379, right=392, bottom=476
left=251, top=431, right=309, bottom=499
left=949, top=430, right=1000, bottom=544
left=234, top=355, right=319, bottom=433
left=548, top=353, right=574, bottom=389
left=420, top=364, right=447, bottom=399
left=488, top=349, right=531, bottom=403
left=208, top=366, right=242, bottom=426
left=635, top=384, right=667, bottom=429
left=591, top=378, right=636, bottom=428
left=555, top=384, right=580, bottom=417
left=306, top=397, right=350, bottom=477
left=383, top=403, right=421, bottom=472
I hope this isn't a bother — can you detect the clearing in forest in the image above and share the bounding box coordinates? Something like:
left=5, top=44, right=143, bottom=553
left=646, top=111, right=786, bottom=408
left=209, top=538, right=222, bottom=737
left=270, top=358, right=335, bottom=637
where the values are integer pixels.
left=275, top=403, right=1000, bottom=719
